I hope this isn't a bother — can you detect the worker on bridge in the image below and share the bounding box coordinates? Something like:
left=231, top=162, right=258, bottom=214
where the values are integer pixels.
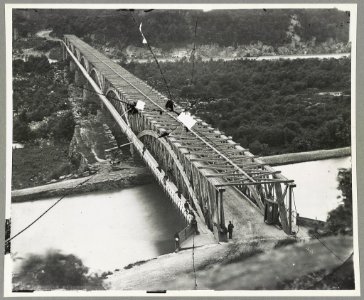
left=165, top=99, right=174, bottom=112
left=228, top=221, right=234, bottom=239
left=174, top=233, right=180, bottom=252
left=127, top=102, right=139, bottom=115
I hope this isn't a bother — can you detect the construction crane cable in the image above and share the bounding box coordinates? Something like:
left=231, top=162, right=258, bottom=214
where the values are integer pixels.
left=190, top=18, right=198, bottom=88
left=192, top=231, right=198, bottom=289
left=5, top=174, right=96, bottom=245
left=128, top=11, right=174, bottom=104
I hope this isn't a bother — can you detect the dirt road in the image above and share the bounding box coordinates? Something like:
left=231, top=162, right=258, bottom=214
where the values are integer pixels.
left=104, top=235, right=353, bottom=290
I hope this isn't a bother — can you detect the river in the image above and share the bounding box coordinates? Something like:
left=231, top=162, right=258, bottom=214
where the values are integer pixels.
left=11, top=157, right=351, bottom=273
left=126, top=52, right=350, bottom=64
left=11, top=183, right=187, bottom=273
left=277, top=156, right=352, bottom=222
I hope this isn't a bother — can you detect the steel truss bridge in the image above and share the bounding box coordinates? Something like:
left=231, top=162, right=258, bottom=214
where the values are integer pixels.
left=63, top=35, right=296, bottom=242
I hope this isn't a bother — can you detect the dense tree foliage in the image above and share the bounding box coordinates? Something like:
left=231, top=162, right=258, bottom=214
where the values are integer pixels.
left=13, top=250, right=105, bottom=290
left=13, top=57, right=75, bottom=142
left=325, top=168, right=352, bottom=235
left=124, top=58, right=351, bottom=155
left=13, top=9, right=349, bottom=50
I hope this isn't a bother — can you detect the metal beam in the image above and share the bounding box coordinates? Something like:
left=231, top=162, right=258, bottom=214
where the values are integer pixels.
left=215, top=179, right=294, bottom=187
left=205, top=173, right=249, bottom=178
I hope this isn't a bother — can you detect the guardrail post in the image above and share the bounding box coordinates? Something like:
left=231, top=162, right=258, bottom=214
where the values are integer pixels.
left=289, top=185, right=292, bottom=234
left=219, top=188, right=226, bottom=228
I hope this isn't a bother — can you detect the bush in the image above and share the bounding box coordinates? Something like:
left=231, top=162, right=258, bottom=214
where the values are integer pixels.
left=23, top=55, right=51, bottom=74
left=49, top=162, right=73, bottom=180
left=274, top=238, right=298, bottom=249
left=13, top=250, right=105, bottom=290
left=48, top=110, right=76, bottom=141
left=13, top=119, right=32, bottom=142
left=325, top=168, right=352, bottom=235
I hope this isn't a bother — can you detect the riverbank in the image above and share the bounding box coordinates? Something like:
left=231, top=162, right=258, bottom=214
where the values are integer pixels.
left=11, top=163, right=153, bottom=203
left=261, top=147, right=351, bottom=166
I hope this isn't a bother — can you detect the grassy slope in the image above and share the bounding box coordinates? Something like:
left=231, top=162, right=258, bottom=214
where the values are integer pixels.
left=12, top=143, right=71, bottom=189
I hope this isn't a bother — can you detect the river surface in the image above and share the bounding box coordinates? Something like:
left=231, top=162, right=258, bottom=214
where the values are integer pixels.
left=277, top=156, right=352, bottom=222
left=11, top=183, right=187, bottom=273
left=11, top=157, right=351, bottom=273
left=126, top=52, right=350, bottom=64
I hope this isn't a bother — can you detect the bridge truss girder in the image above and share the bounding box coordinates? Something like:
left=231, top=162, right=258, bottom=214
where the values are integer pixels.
left=63, top=35, right=296, bottom=237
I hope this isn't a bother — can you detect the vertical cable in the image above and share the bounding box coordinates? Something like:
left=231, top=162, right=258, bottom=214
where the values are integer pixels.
left=192, top=230, right=198, bottom=289
left=129, top=11, right=174, bottom=103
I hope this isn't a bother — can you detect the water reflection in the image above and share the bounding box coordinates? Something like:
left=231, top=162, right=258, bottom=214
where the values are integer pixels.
left=277, top=157, right=351, bottom=221
left=11, top=183, right=187, bottom=272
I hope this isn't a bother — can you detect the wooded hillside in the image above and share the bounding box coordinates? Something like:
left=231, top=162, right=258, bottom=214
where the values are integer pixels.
left=13, top=9, right=350, bottom=50
left=125, top=58, right=351, bottom=155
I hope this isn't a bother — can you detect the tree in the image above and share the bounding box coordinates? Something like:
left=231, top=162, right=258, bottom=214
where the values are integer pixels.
left=249, top=140, right=269, bottom=155
left=13, top=119, right=31, bottom=142
left=13, top=250, right=104, bottom=290
left=24, top=56, right=51, bottom=74
left=48, top=110, right=76, bottom=141
left=325, top=168, right=352, bottom=235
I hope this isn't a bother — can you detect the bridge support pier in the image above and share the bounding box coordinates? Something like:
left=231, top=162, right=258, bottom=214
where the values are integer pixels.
left=83, top=83, right=90, bottom=102
left=70, top=60, right=76, bottom=72
left=62, top=43, right=67, bottom=61
left=130, top=144, right=135, bottom=159
left=288, top=185, right=293, bottom=234
left=219, top=188, right=226, bottom=228
left=75, top=69, right=87, bottom=86
left=212, top=188, right=227, bottom=242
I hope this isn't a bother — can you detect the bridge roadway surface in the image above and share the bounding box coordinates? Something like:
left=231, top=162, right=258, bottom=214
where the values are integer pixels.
left=64, top=35, right=290, bottom=245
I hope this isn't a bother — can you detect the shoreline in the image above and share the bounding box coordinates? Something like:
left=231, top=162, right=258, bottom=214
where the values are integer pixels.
left=11, top=166, right=153, bottom=203
left=261, top=147, right=351, bottom=166
left=126, top=52, right=351, bottom=64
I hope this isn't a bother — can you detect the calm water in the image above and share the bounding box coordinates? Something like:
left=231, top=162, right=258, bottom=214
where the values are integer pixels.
left=277, top=157, right=352, bottom=221
left=11, top=183, right=187, bottom=273
left=11, top=157, right=351, bottom=272
left=130, top=53, right=350, bottom=64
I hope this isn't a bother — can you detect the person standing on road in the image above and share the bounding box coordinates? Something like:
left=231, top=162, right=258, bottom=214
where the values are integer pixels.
left=174, top=233, right=180, bottom=251
left=228, top=221, right=234, bottom=239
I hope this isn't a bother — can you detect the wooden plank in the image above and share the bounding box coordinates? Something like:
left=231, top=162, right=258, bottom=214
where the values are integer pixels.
left=216, top=149, right=250, bottom=154
left=213, top=144, right=239, bottom=150
left=205, top=173, right=249, bottom=178
left=174, top=145, right=210, bottom=150
left=197, top=165, right=236, bottom=170
left=170, top=138, right=227, bottom=143
left=246, top=170, right=280, bottom=175
left=190, top=158, right=228, bottom=162
left=201, top=162, right=266, bottom=168
left=215, top=179, right=294, bottom=187
left=184, top=151, right=255, bottom=160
